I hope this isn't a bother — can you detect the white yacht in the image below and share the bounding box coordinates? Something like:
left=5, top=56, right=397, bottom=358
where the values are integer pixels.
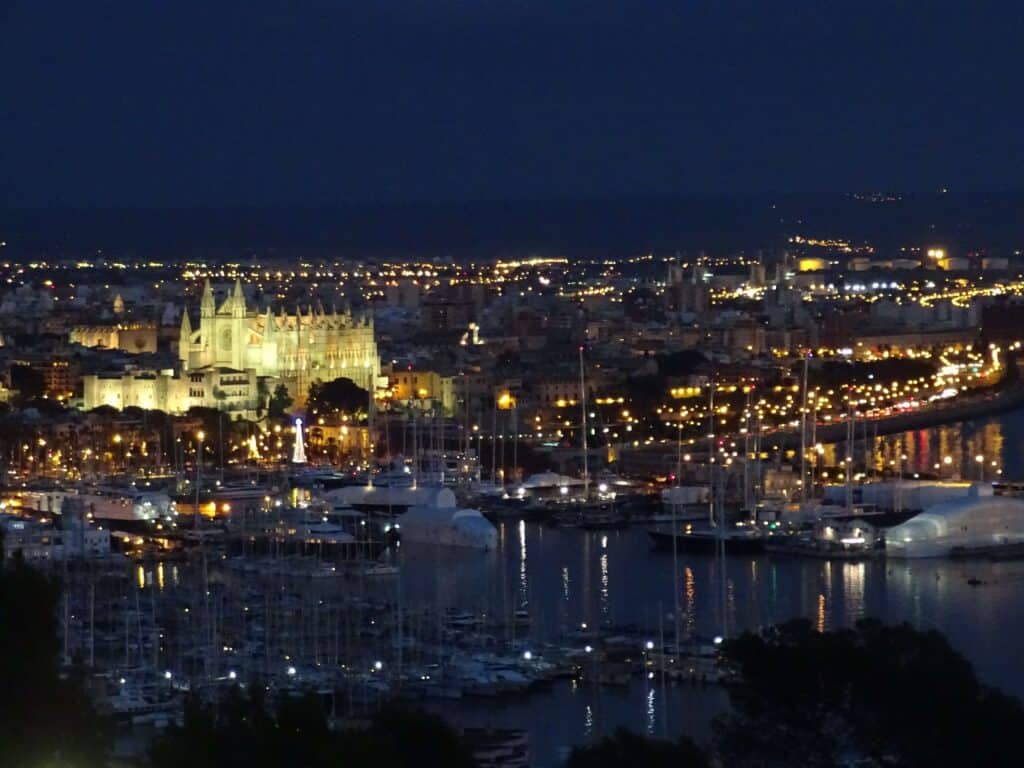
left=79, top=487, right=175, bottom=523
left=399, top=504, right=498, bottom=549
left=20, top=485, right=174, bottom=524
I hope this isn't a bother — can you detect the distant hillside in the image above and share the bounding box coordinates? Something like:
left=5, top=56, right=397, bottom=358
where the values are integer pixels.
left=1, top=192, right=1022, bottom=262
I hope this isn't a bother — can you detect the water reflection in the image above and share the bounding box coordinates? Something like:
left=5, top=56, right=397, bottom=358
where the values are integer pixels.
left=402, top=406, right=1024, bottom=762
left=599, top=551, right=610, bottom=622
left=683, top=567, right=696, bottom=637
left=518, top=519, right=528, bottom=609
left=132, top=562, right=177, bottom=591
left=834, top=419, right=1009, bottom=481
left=645, top=686, right=656, bottom=735
left=843, top=562, right=865, bottom=625
left=399, top=516, right=1019, bottom=699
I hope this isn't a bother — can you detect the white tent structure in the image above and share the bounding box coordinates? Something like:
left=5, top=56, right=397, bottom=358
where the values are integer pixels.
left=886, top=484, right=1024, bottom=558
left=399, top=505, right=498, bottom=550
left=822, top=480, right=973, bottom=511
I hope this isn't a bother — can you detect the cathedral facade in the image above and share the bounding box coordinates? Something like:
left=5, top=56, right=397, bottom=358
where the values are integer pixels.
left=81, top=279, right=380, bottom=416
left=179, top=279, right=381, bottom=398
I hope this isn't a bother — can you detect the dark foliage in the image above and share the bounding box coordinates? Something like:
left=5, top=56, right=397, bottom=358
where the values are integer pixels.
left=715, top=618, right=1024, bottom=768
left=268, top=383, right=294, bottom=419
left=568, top=728, right=710, bottom=768
left=806, top=358, right=937, bottom=389
left=9, top=363, right=46, bottom=400
left=150, top=691, right=475, bottom=768
left=306, top=377, right=369, bottom=420
left=17, top=395, right=67, bottom=416
left=656, top=349, right=707, bottom=378
left=0, top=554, right=110, bottom=768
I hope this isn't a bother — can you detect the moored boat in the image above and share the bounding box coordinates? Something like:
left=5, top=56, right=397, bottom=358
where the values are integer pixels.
left=648, top=524, right=765, bottom=554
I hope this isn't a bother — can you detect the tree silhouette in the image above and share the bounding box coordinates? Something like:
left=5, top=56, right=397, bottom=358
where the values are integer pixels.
left=10, top=364, right=45, bottom=400
left=568, top=728, right=709, bottom=768
left=715, top=618, right=1024, bottom=767
left=151, top=692, right=473, bottom=768
left=268, top=383, right=293, bottom=419
left=0, top=554, right=110, bottom=767
left=306, top=376, right=368, bottom=420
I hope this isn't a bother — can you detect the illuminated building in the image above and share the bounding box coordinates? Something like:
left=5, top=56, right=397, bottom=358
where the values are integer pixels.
left=179, top=278, right=381, bottom=398
left=82, top=278, right=381, bottom=415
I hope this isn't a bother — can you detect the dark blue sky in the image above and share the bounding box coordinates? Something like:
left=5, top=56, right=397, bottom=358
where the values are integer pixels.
left=3, top=1, right=1023, bottom=207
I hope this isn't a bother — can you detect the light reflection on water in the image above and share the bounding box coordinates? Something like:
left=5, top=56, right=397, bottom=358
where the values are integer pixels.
left=401, top=516, right=1024, bottom=683
left=843, top=562, right=866, bottom=625
left=683, top=566, right=696, bottom=636
left=402, top=515, right=1024, bottom=766
left=828, top=414, right=1014, bottom=482
left=518, top=518, right=528, bottom=609
left=123, top=411, right=1024, bottom=767
left=645, top=685, right=656, bottom=735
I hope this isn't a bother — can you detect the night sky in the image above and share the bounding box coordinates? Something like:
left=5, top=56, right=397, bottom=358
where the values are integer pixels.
left=4, top=1, right=1023, bottom=207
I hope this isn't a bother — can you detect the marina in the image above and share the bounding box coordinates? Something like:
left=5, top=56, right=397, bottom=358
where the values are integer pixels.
left=8, top=452, right=1024, bottom=767
left=4, top=355, right=1024, bottom=766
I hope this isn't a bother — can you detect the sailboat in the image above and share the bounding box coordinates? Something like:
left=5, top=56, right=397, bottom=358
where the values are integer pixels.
left=561, top=347, right=629, bottom=529
left=648, top=378, right=765, bottom=553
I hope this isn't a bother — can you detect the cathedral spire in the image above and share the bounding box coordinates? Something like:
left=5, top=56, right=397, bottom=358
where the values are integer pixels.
left=201, top=278, right=215, bottom=314
left=179, top=310, right=193, bottom=370
left=231, top=277, right=246, bottom=316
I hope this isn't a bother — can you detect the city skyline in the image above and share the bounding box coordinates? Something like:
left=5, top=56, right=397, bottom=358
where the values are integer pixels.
left=4, top=3, right=1024, bottom=766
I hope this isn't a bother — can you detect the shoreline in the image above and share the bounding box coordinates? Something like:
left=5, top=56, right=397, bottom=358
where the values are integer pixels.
left=792, top=380, right=1024, bottom=446
left=620, top=378, right=1024, bottom=474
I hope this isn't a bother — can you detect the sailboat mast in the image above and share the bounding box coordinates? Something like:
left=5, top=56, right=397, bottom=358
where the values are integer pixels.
left=367, top=383, right=375, bottom=488
left=672, top=414, right=682, bottom=663
left=743, top=388, right=752, bottom=511
left=491, top=398, right=497, bottom=488
left=512, top=400, right=518, bottom=488
left=800, top=353, right=809, bottom=502
left=707, top=378, right=715, bottom=525
left=845, top=387, right=854, bottom=511
left=580, top=345, right=589, bottom=499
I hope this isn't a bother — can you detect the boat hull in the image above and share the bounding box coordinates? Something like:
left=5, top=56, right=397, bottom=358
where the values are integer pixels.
left=648, top=529, right=765, bottom=555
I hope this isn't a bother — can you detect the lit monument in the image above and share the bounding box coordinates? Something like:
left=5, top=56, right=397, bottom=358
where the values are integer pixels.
left=292, top=418, right=307, bottom=464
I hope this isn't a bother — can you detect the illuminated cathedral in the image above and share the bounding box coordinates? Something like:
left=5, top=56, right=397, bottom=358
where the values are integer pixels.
left=82, top=279, right=380, bottom=416
left=180, top=279, right=381, bottom=396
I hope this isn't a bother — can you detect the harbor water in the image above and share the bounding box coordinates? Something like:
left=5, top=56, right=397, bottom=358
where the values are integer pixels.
left=395, top=519, right=1024, bottom=765
left=393, top=407, right=1024, bottom=765
left=95, top=406, right=1024, bottom=767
